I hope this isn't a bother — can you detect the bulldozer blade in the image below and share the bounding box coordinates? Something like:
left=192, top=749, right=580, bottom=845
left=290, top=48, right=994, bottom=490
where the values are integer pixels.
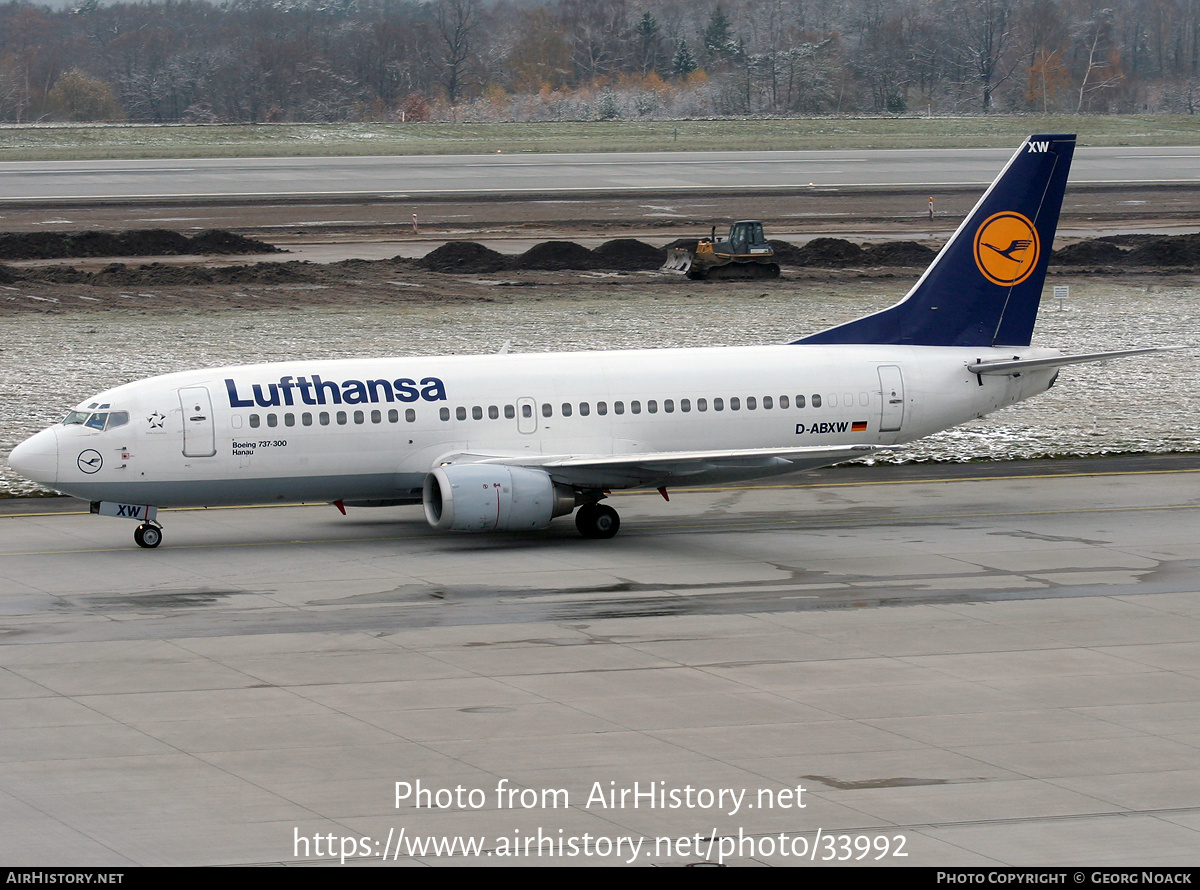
left=660, top=248, right=694, bottom=274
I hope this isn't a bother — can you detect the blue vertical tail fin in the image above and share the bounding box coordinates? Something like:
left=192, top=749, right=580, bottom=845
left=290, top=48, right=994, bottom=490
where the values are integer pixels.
left=796, top=134, right=1076, bottom=348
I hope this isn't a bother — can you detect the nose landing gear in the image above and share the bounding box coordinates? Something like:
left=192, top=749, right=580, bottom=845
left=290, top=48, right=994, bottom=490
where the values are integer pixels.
left=134, top=522, right=163, bottom=549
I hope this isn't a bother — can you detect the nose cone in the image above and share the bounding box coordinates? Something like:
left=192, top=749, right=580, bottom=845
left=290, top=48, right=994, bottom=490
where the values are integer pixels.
left=8, top=427, right=59, bottom=487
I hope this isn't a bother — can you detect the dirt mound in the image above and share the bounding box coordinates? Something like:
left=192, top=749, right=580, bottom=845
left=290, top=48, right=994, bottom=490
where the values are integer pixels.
left=1125, top=233, right=1200, bottom=267
left=796, top=238, right=864, bottom=266
left=593, top=238, right=664, bottom=270
left=766, top=240, right=805, bottom=265
left=85, top=260, right=321, bottom=287
left=188, top=230, right=279, bottom=255
left=0, top=228, right=277, bottom=260
left=862, top=241, right=937, bottom=266
left=664, top=238, right=701, bottom=252
left=421, top=241, right=511, bottom=273
left=515, top=240, right=598, bottom=271
left=1054, top=240, right=1126, bottom=265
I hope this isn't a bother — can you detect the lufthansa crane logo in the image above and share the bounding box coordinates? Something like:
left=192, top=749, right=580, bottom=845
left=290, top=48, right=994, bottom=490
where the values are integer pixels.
left=973, top=212, right=1040, bottom=287
left=77, top=450, right=103, bottom=474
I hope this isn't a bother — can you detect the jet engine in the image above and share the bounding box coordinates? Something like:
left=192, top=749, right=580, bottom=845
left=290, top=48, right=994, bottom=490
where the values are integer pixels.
left=423, top=464, right=577, bottom=532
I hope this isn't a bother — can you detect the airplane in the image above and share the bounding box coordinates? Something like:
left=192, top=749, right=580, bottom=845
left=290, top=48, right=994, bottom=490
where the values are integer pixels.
left=6, top=134, right=1173, bottom=548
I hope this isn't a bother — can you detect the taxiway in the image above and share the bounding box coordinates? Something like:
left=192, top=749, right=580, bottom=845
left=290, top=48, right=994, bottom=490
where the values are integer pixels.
left=1, top=456, right=1198, bottom=865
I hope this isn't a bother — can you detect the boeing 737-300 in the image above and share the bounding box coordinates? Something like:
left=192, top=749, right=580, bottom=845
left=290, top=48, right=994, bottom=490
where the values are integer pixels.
left=6, top=135, right=1172, bottom=547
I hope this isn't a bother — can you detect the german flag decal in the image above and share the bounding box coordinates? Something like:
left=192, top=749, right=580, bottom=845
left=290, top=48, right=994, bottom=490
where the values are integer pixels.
left=852, top=420, right=868, bottom=432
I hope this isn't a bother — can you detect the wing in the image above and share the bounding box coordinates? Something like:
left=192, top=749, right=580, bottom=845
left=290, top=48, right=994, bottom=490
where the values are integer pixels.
left=434, top=444, right=887, bottom=490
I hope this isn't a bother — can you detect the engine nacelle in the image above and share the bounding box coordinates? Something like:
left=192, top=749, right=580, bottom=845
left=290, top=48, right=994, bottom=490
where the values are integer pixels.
left=423, top=464, right=576, bottom=532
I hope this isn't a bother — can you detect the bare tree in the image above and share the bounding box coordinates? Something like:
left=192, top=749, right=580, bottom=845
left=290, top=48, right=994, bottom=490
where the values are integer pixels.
left=435, top=0, right=483, bottom=105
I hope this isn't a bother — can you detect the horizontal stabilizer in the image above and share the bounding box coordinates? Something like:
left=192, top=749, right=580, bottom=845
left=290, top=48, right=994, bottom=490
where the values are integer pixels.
left=968, top=346, right=1184, bottom=376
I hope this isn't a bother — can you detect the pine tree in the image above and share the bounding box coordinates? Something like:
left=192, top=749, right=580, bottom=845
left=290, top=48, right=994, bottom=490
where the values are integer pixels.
left=672, top=39, right=697, bottom=78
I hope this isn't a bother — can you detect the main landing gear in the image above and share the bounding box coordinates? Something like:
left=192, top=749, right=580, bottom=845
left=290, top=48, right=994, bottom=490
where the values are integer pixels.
left=133, top=522, right=163, bottom=549
left=575, top=502, right=620, bottom=539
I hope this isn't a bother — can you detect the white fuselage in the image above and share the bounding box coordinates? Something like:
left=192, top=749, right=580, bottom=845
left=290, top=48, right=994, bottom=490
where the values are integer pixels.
left=11, top=343, right=1059, bottom=508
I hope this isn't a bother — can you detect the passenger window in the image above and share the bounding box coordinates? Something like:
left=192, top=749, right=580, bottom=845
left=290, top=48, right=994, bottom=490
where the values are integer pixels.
left=714, top=398, right=724, bottom=411
left=284, top=413, right=295, bottom=427
left=250, top=414, right=261, bottom=428
left=780, top=395, right=789, bottom=409
left=747, top=397, right=756, bottom=410
left=796, top=395, right=806, bottom=408
left=440, top=407, right=450, bottom=421
left=579, top=402, right=590, bottom=416
left=812, top=394, right=822, bottom=408
left=489, top=405, right=499, bottom=419
left=828, top=394, right=839, bottom=408
left=763, top=396, right=773, bottom=409
left=664, top=399, right=674, bottom=413
left=597, top=401, right=608, bottom=416
left=388, top=409, right=398, bottom=423
left=859, top=392, right=870, bottom=407
left=542, top=403, right=552, bottom=417
left=337, top=411, right=348, bottom=425
left=697, top=398, right=707, bottom=412
left=681, top=399, right=691, bottom=412
left=371, top=410, right=381, bottom=423
left=456, top=407, right=467, bottom=421
left=505, top=405, right=516, bottom=419
left=320, top=412, right=330, bottom=426
left=647, top=400, right=657, bottom=414
left=471, top=406, right=482, bottom=420
left=614, top=401, right=625, bottom=415
left=406, top=409, right=416, bottom=422
left=303, top=413, right=313, bottom=426
left=730, top=397, right=740, bottom=411
left=631, top=401, right=641, bottom=414
left=267, top=414, right=278, bottom=428
left=354, top=410, right=365, bottom=424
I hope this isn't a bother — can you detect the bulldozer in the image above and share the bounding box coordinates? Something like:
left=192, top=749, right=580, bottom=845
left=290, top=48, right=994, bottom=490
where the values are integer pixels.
left=661, top=220, right=780, bottom=280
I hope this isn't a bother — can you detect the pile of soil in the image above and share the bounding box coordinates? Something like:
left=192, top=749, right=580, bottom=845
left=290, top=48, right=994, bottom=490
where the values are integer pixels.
left=515, top=240, right=598, bottom=271
left=16, top=260, right=326, bottom=287
left=766, top=240, right=806, bottom=265
left=420, top=238, right=666, bottom=273
left=1052, top=233, right=1200, bottom=268
left=1053, top=240, right=1126, bottom=265
left=794, top=237, right=865, bottom=266
left=593, top=238, right=665, bottom=270
left=420, top=241, right=510, bottom=273
left=862, top=241, right=938, bottom=265
left=1125, top=233, right=1200, bottom=266
left=0, top=228, right=279, bottom=260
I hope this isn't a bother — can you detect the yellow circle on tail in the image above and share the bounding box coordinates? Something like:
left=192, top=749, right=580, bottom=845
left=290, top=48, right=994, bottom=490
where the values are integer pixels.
left=973, top=212, right=1040, bottom=286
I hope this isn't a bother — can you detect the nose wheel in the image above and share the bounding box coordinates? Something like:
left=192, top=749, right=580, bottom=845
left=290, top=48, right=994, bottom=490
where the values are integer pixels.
left=575, top=503, right=620, bottom=539
left=134, top=523, right=163, bottom=549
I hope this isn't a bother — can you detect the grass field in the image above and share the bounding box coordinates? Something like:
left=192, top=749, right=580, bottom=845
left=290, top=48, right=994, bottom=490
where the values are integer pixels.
left=3, top=115, right=1200, bottom=161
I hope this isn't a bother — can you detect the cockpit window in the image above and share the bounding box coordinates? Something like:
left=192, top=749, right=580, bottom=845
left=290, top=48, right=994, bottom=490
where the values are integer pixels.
left=63, top=410, right=128, bottom=430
